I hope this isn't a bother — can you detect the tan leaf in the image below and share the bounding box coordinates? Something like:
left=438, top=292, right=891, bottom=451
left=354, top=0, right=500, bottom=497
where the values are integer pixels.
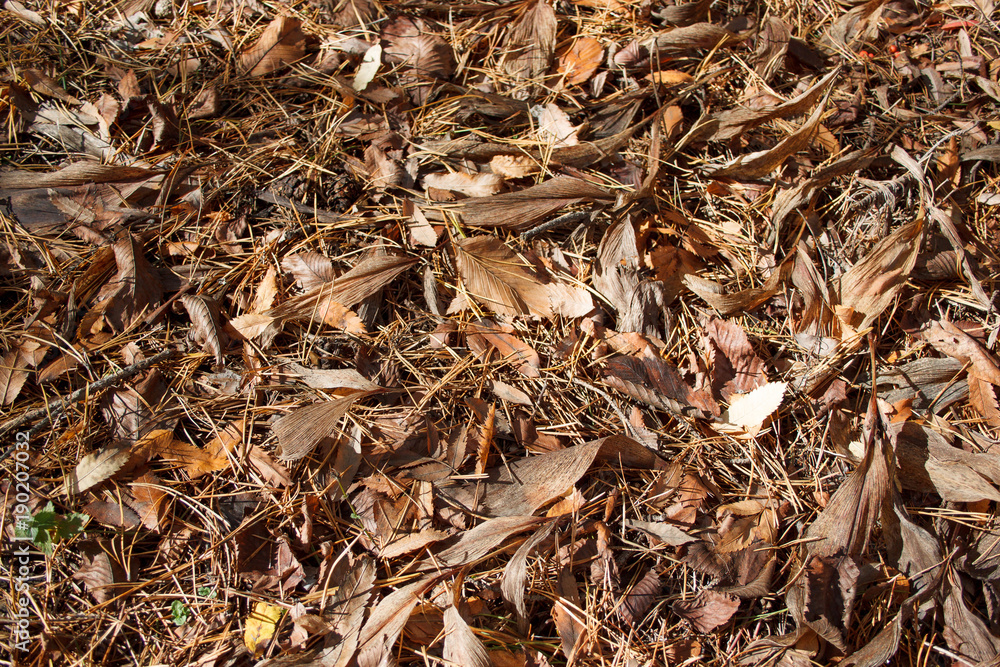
left=248, top=445, right=292, bottom=487
left=318, top=558, right=377, bottom=667
left=272, top=254, right=416, bottom=316
left=272, top=393, right=373, bottom=462
left=240, top=15, right=309, bottom=77
left=0, top=348, right=29, bottom=405
left=501, top=0, right=556, bottom=98
left=673, top=590, right=740, bottom=632
left=379, top=528, right=450, bottom=559
left=489, top=155, right=540, bottom=179
left=535, top=103, right=581, bottom=148
left=65, top=445, right=131, bottom=495
left=473, top=403, right=496, bottom=474
left=281, top=252, right=335, bottom=291
left=557, top=36, right=604, bottom=86
left=501, top=522, right=556, bottom=624
left=252, top=265, right=279, bottom=313
left=836, top=218, right=924, bottom=331
left=382, top=17, right=453, bottom=79
left=408, top=203, right=438, bottom=247
left=314, top=295, right=367, bottom=334
left=455, top=236, right=552, bottom=319
left=284, top=363, right=381, bottom=391
left=628, top=519, right=697, bottom=546
left=179, top=294, right=228, bottom=367
left=153, top=425, right=238, bottom=479
left=443, top=605, right=491, bottom=667
left=602, top=352, right=720, bottom=419
left=456, top=175, right=613, bottom=230
left=356, top=576, right=438, bottom=667
left=432, top=515, right=546, bottom=570
left=466, top=321, right=542, bottom=377
left=492, top=380, right=532, bottom=405
left=922, top=319, right=1000, bottom=386
left=422, top=172, right=504, bottom=198
left=128, top=473, right=168, bottom=531
left=968, top=375, right=1000, bottom=427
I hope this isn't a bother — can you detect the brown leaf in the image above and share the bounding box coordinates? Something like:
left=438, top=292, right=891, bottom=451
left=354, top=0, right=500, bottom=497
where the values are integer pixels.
left=894, top=421, right=1000, bottom=502
left=382, top=16, right=453, bottom=104
left=441, top=436, right=663, bottom=518
left=248, top=445, right=293, bottom=487
left=72, top=542, right=127, bottom=604
left=0, top=348, right=29, bottom=405
left=179, top=294, right=228, bottom=368
left=455, top=236, right=552, bottom=319
left=473, top=403, right=496, bottom=474
left=557, top=36, right=604, bottom=86
left=94, top=235, right=164, bottom=332
left=456, top=176, right=613, bottom=230
left=128, top=472, right=168, bottom=531
left=708, top=91, right=832, bottom=180
left=83, top=500, right=141, bottom=530
left=283, top=363, right=381, bottom=391
left=153, top=423, right=239, bottom=479
left=281, top=252, right=336, bottom=291
left=501, top=0, right=556, bottom=98
left=273, top=253, right=416, bottom=315
left=836, top=218, right=924, bottom=331
left=466, top=320, right=542, bottom=378
left=356, top=575, right=439, bottom=667
left=22, top=69, right=78, bottom=103
left=628, top=519, right=697, bottom=547
left=319, top=558, right=377, bottom=667
left=443, top=605, right=491, bottom=667
left=552, top=597, right=587, bottom=661
left=703, top=317, right=768, bottom=399
left=619, top=569, right=662, bottom=626
left=922, top=319, right=1000, bottom=386
left=602, top=352, right=720, bottom=419
left=240, top=15, right=310, bottom=77
left=272, top=393, right=372, bottom=462
left=673, top=590, right=740, bottom=633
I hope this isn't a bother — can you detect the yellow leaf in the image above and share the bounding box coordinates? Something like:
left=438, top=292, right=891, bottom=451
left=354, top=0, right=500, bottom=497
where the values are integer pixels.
left=245, top=601, right=285, bottom=656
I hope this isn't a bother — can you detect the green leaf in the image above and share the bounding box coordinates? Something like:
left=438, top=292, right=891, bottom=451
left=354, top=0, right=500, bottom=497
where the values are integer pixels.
left=15, top=502, right=89, bottom=556
left=171, top=600, right=190, bottom=626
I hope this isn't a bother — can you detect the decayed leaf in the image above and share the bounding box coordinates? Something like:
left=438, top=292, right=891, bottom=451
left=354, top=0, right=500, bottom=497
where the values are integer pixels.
left=455, top=236, right=553, bottom=319
left=94, top=235, right=164, bottom=332
left=466, top=320, right=542, bottom=378
left=283, top=362, right=381, bottom=391
left=501, top=0, right=556, bottom=98
left=179, top=295, right=228, bottom=368
left=272, top=393, right=372, bottom=462
left=922, top=319, right=1000, bottom=386
left=240, top=15, right=309, bottom=77
left=245, top=601, right=285, bottom=655
left=557, top=36, right=603, bottom=86
left=673, top=590, right=740, bottom=632
left=443, top=605, right=491, bottom=667
left=422, top=172, right=504, bottom=198
left=619, top=569, right=662, bottom=626
left=456, top=176, right=613, bottom=230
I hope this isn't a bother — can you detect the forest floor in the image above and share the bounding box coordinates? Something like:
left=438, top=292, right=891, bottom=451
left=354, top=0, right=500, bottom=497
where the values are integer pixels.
left=1, top=0, right=1000, bottom=665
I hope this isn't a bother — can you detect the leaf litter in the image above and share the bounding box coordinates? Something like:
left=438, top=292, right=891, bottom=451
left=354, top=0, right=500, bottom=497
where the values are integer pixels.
left=1, top=0, right=999, bottom=665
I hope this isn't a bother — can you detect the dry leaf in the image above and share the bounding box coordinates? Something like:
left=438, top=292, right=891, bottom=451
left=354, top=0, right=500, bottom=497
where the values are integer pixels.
left=455, top=236, right=552, bottom=319
left=283, top=362, right=381, bottom=391
left=535, top=103, right=581, bottom=148
left=179, top=294, right=228, bottom=368
left=66, top=445, right=131, bottom=495
left=128, top=473, right=168, bottom=531
left=502, top=1, right=556, bottom=98
left=673, top=590, right=740, bottom=632
left=456, top=176, right=613, bottom=230
left=443, top=605, right=491, bottom=667
left=467, top=320, right=542, bottom=378
left=272, top=393, right=372, bottom=462
left=281, top=252, right=336, bottom=291
left=619, top=569, right=662, bottom=626
left=94, top=235, right=164, bottom=333
left=489, top=155, right=540, bottom=179
left=725, top=382, right=786, bottom=429
left=240, top=15, right=309, bottom=77
left=245, top=601, right=285, bottom=655
left=353, top=43, right=382, bottom=91
left=558, top=36, right=603, bottom=86
left=422, top=172, right=504, bottom=198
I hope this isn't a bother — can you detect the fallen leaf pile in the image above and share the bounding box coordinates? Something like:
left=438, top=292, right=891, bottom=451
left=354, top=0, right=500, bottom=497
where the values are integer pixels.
left=1, top=0, right=999, bottom=665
